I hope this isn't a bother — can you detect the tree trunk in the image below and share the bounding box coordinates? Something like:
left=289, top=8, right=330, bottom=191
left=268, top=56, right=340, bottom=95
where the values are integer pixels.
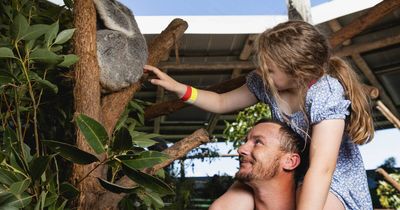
left=72, top=0, right=104, bottom=209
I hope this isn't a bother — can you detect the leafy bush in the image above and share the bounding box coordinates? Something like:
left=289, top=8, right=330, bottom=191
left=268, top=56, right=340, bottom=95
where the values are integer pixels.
left=376, top=172, right=400, bottom=209
left=223, top=103, right=271, bottom=148
left=0, top=1, right=173, bottom=209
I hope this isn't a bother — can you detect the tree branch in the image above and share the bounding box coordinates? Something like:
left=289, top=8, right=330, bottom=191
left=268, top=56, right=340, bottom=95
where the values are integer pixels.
left=101, top=19, right=188, bottom=135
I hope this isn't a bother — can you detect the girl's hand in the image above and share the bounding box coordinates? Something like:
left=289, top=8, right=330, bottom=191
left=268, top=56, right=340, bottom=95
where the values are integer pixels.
left=144, top=65, right=187, bottom=98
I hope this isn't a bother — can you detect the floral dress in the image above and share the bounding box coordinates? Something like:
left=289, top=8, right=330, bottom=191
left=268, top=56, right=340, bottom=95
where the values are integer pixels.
left=246, top=71, right=372, bottom=210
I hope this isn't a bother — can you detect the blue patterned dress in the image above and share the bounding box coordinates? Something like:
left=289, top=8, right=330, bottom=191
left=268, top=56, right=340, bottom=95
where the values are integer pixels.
left=246, top=71, right=372, bottom=210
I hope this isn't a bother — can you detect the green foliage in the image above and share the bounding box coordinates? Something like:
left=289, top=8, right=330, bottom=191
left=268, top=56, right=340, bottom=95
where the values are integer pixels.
left=376, top=172, right=400, bottom=209
left=0, top=0, right=77, bottom=209
left=223, top=102, right=271, bottom=148
left=74, top=107, right=173, bottom=209
left=1, top=1, right=173, bottom=209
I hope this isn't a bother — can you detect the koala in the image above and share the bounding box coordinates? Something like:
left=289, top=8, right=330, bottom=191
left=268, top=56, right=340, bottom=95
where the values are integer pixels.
left=93, top=0, right=148, bottom=92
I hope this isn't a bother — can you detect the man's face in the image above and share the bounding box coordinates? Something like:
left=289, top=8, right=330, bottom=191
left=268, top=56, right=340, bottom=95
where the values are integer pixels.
left=235, top=123, right=284, bottom=182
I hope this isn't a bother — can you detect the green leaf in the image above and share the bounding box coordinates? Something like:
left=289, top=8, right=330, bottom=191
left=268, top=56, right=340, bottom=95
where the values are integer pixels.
left=29, top=72, right=58, bottom=94
left=0, top=192, right=33, bottom=209
left=21, top=24, right=49, bottom=40
left=34, top=191, right=47, bottom=210
left=57, top=54, right=78, bottom=67
left=131, top=133, right=160, bottom=148
left=45, top=21, right=59, bottom=47
left=9, top=179, right=31, bottom=195
left=63, top=0, right=73, bottom=8
left=54, top=29, right=75, bottom=45
left=30, top=48, right=62, bottom=64
left=112, top=127, right=132, bottom=152
left=142, top=190, right=164, bottom=209
left=25, top=39, right=36, bottom=51
left=97, top=178, right=138, bottom=194
left=0, top=168, right=19, bottom=186
left=129, top=101, right=144, bottom=113
left=119, top=196, right=136, bottom=210
left=29, top=155, right=52, bottom=181
left=121, top=151, right=169, bottom=170
left=42, top=140, right=99, bottom=165
left=59, top=182, right=79, bottom=199
left=43, top=192, right=58, bottom=207
left=122, top=164, right=174, bottom=195
left=0, top=47, right=16, bottom=59
left=11, top=14, right=28, bottom=41
left=75, top=114, right=108, bottom=154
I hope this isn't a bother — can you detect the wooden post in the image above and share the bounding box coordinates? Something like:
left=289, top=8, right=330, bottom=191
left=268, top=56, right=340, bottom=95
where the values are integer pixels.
left=376, top=100, right=400, bottom=129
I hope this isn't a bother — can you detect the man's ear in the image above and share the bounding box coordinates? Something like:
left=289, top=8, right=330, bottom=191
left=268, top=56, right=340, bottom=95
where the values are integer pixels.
left=282, top=153, right=300, bottom=171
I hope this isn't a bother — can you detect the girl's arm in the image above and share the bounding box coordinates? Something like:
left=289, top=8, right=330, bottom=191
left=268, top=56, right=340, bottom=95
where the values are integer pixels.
left=297, top=119, right=345, bottom=210
left=145, top=65, right=258, bottom=113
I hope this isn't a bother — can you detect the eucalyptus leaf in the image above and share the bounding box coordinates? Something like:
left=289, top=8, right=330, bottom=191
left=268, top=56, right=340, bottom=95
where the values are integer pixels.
left=29, top=72, right=58, bottom=94
left=25, top=39, right=36, bottom=51
left=29, top=155, right=52, bottom=181
left=143, top=190, right=164, bottom=209
left=75, top=114, right=108, bottom=154
left=34, top=191, right=47, bottom=210
left=43, top=193, right=58, bottom=207
left=30, top=48, right=62, bottom=64
left=54, top=29, right=75, bottom=45
left=97, top=178, right=138, bottom=194
left=131, top=133, right=160, bottom=148
left=57, top=54, right=78, bottom=67
left=0, top=168, right=19, bottom=186
left=4, top=194, right=33, bottom=208
left=122, top=164, right=174, bottom=195
left=59, top=182, right=79, bottom=199
left=45, top=21, right=59, bottom=47
left=11, top=14, right=28, bottom=41
left=121, top=151, right=169, bottom=170
left=42, top=140, right=99, bottom=165
left=9, top=179, right=30, bottom=195
left=21, top=24, right=49, bottom=40
left=0, top=47, right=16, bottom=59
left=112, top=127, right=132, bottom=152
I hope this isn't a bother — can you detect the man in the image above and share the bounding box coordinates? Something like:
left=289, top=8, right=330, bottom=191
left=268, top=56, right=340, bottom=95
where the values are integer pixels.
left=209, top=119, right=306, bottom=210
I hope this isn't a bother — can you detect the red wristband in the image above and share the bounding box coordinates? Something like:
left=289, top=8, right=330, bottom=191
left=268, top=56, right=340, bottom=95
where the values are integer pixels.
left=181, top=86, right=192, bottom=101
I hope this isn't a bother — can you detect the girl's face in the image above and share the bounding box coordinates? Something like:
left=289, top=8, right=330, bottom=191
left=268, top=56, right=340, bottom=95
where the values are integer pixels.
left=258, top=62, right=296, bottom=91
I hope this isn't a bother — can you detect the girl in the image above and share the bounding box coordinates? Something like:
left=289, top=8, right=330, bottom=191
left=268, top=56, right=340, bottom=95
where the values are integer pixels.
left=145, top=20, right=373, bottom=210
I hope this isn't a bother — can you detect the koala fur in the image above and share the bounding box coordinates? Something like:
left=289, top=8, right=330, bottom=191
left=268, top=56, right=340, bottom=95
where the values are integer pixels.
left=93, top=0, right=148, bottom=92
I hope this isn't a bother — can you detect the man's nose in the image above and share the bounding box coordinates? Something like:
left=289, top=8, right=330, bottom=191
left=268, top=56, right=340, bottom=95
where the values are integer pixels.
left=237, top=142, right=250, bottom=156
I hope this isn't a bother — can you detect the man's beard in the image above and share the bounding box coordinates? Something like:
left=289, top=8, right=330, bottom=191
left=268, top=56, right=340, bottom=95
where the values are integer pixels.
left=235, top=156, right=281, bottom=182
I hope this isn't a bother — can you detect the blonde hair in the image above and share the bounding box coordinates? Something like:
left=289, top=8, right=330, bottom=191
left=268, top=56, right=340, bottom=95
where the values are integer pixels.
left=255, top=20, right=374, bottom=144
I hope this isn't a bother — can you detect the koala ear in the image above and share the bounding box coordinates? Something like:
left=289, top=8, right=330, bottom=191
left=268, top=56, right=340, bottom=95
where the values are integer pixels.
left=281, top=153, right=300, bottom=171
left=93, top=0, right=140, bottom=37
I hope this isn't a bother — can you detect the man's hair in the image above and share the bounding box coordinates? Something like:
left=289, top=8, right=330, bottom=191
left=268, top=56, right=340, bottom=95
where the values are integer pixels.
left=253, top=118, right=309, bottom=178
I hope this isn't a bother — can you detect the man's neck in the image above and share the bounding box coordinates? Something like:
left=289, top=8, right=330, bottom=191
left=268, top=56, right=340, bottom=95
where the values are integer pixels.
left=246, top=177, right=296, bottom=210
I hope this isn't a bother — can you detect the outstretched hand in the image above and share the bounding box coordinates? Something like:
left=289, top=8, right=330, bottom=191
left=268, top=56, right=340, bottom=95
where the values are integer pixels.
left=144, top=65, right=186, bottom=97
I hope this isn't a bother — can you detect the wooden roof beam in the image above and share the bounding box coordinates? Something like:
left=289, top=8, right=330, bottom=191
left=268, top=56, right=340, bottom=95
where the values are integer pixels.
left=334, top=34, right=400, bottom=57
left=329, top=0, right=400, bottom=48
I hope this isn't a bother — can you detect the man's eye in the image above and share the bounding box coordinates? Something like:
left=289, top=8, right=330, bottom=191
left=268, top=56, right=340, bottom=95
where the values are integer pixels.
left=255, top=139, right=263, bottom=145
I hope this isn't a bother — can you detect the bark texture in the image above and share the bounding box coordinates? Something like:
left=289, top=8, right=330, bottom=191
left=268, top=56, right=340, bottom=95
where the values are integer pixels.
left=72, top=0, right=104, bottom=209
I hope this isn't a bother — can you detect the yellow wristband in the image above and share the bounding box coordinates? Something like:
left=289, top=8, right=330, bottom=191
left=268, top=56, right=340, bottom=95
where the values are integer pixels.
left=187, top=87, right=198, bottom=104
